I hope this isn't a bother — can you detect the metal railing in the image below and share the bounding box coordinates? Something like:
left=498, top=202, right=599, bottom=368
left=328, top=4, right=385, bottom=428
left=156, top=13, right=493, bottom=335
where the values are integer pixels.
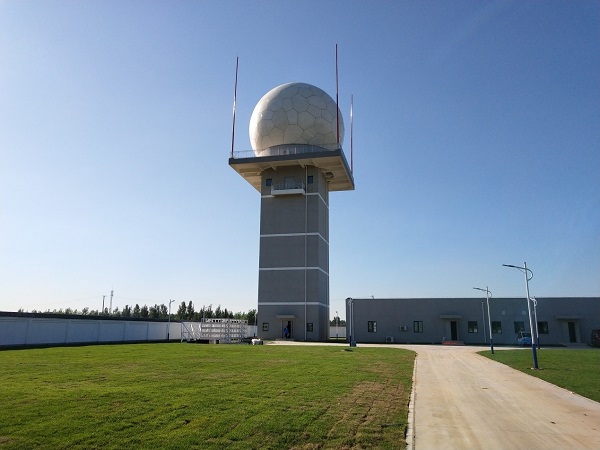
left=231, top=143, right=341, bottom=159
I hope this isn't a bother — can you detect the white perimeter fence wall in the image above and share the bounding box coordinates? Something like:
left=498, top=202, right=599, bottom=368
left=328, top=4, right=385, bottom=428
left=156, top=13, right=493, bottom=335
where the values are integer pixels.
left=0, top=316, right=182, bottom=347
left=1, top=315, right=344, bottom=347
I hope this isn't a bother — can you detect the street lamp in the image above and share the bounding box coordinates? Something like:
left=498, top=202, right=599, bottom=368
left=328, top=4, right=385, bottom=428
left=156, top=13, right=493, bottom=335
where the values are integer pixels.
left=503, top=262, right=539, bottom=369
left=335, top=310, right=339, bottom=339
left=473, top=287, right=494, bottom=354
left=167, top=299, right=175, bottom=341
left=481, top=301, right=486, bottom=344
left=530, top=297, right=540, bottom=349
left=346, top=298, right=355, bottom=347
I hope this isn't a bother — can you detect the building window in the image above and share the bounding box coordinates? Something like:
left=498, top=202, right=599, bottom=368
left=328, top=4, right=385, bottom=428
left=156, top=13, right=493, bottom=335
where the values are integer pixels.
left=514, top=321, right=525, bottom=333
left=413, top=321, right=423, bottom=333
left=307, top=175, right=314, bottom=184
left=262, top=323, right=269, bottom=331
left=368, top=321, right=377, bottom=332
left=538, top=321, right=549, bottom=334
left=491, top=321, right=502, bottom=334
left=468, top=321, right=478, bottom=333
left=306, top=323, right=313, bottom=332
left=266, top=178, right=272, bottom=187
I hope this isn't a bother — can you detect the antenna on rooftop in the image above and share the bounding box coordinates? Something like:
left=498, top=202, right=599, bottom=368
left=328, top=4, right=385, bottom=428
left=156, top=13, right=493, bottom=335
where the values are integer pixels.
left=350, top=94, right=354, bottom=172
left=231, top=56, right=239, bottom=158
left=335, top=44, right=340, bottom=145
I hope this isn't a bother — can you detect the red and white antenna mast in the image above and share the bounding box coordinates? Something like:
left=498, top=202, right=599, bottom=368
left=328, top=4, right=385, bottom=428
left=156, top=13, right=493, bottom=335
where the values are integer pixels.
left=230, top=56, right=239, bottom=158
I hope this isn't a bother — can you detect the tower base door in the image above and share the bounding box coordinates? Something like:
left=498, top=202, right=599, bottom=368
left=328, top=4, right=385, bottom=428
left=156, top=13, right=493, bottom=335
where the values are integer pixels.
left=282, top=320, right=293, bottom=339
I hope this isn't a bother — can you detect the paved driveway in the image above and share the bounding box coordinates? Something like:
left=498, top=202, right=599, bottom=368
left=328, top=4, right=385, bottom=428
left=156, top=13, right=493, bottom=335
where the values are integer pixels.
left=404, top=345, right=600, bottom=449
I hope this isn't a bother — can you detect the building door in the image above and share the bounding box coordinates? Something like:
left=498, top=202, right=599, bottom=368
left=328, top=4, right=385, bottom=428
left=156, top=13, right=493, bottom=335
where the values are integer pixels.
left=282, top=320, right=293, bottom=339
left=450, top=321, right=458, bottom=341
left=568, top=321, right=577, bottom=343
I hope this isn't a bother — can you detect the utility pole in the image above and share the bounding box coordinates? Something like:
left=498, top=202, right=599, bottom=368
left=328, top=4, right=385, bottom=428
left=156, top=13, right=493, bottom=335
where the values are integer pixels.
left=102, top=295, right=105, bottom=315
left=109, top=289, right=114, bottom=314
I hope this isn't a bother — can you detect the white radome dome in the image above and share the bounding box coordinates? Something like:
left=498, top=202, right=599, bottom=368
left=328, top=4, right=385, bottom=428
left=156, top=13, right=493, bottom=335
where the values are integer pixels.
left=249, top=82, right=344, bottom=153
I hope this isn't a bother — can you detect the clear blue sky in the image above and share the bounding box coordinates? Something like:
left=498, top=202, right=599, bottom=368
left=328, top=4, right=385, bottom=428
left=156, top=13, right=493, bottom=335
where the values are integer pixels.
left=1, top=1, right=598, bottom=318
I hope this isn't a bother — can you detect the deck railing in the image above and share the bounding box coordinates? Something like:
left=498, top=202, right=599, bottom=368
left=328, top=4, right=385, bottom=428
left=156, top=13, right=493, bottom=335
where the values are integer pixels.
left=231, top=143, right=341, bottom=159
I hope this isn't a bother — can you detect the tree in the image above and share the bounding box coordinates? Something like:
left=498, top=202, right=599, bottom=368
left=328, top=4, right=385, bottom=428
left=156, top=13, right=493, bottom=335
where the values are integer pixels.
left=186, top=301, right=195, bottom=320
left=246, top=309, right=256, bottom=325
left=133, top=304, right=141, bottom=318
left=121, top=305, right=132, bottom=317
left=140, top=305, right=149, bottom=318
left=177, top=302, right=186, bottom=320
left=329, top=318, right=346, bottom=326
left=159, top=304, right=168, bottom=319
left=149, top=305, right=159, bottom=319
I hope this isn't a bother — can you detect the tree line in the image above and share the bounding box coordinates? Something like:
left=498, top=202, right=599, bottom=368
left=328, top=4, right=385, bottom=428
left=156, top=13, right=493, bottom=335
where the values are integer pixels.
left=20, top=303, right=257, bottom=325
left=329, top=318, right=346, bottom=326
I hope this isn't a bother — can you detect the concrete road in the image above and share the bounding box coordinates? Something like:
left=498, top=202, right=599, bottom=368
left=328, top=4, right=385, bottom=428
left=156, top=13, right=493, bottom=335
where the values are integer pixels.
left=405, top=345, right=600, bottom=450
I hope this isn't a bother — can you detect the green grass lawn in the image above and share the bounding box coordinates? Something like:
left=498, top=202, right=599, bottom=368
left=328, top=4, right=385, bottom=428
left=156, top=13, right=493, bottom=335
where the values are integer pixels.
left=479, top=348, right=600, bottom=402
left=0, top=343, right=414, bottom=449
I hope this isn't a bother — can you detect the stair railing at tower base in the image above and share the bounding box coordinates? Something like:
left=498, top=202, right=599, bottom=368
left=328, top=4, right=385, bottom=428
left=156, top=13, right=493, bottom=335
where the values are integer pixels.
left=180, top=322, right=201, bottom=342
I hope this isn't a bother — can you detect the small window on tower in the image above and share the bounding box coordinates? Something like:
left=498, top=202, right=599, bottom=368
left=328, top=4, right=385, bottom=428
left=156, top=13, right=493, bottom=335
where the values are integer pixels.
left=266, top=178, right=272, bottom=187
left=262, top=323, right=269, bottom=331
left=307, top=175, right=314, bottom=184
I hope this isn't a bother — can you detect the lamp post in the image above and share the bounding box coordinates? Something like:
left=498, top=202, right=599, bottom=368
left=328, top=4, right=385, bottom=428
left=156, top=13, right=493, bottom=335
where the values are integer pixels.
left=335, top=310, right=339, bottom=339
left=346, top=298, right=355, bottom=347
left=473, top=287, right=494, bottom=353
left=167, top=299, right=175, bottom=341
left=530, top=297, right=540, bottom=349
left=503, top=262, right=538, bottom=369
left=481, top=301, right=486, bottom=344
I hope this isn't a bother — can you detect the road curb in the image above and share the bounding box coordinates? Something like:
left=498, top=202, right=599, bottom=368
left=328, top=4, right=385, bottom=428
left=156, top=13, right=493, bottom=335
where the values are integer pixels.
left=406, top=353, right=417, bottom=450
